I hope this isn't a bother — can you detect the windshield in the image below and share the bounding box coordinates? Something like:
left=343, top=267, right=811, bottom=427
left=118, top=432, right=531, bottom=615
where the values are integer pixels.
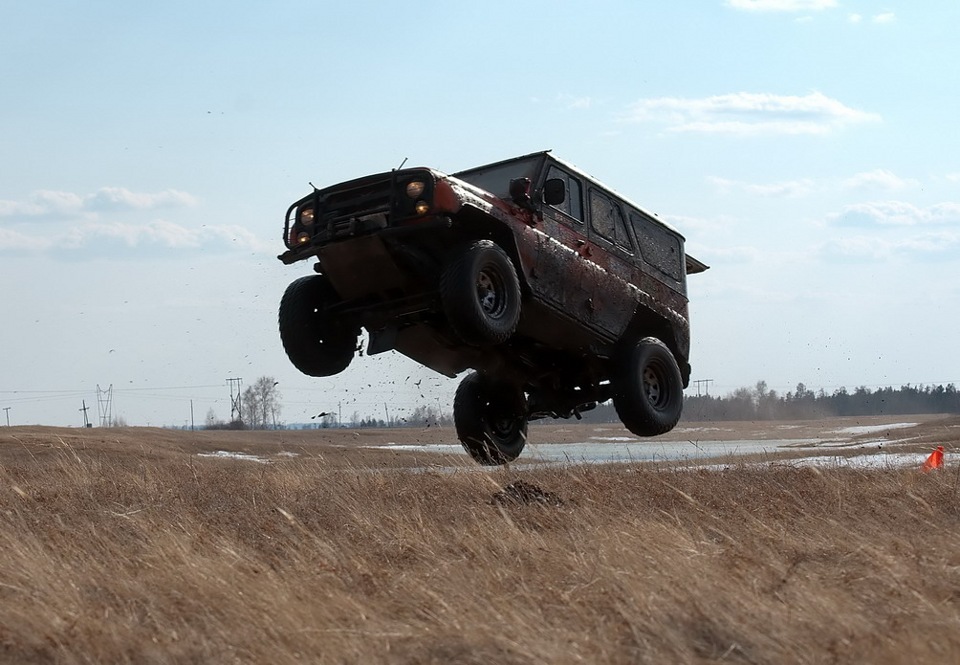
left=452, top=155, right=544, bottom=199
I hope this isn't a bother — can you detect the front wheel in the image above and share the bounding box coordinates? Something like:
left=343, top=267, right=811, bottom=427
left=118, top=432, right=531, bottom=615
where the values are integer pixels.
left=440, top=240, right=521, bottom=346
left=454, top=372, right=528, bottom=465
left=612, top=337, right=684, bottom=437
left=279, top=275, right=359, bottom=377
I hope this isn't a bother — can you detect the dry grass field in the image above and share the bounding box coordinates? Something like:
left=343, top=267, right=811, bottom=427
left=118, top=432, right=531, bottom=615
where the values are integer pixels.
left=2, top=418, right=959, bottom=664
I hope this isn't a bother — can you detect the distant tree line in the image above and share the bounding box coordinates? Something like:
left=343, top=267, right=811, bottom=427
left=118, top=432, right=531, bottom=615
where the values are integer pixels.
left=683, top=381, right=960, bottom=421
left=197, top=375, right=959, bottom=431
left=300, top=404, right=454, bottom=430
left=572, top=381, right=960, bottom=424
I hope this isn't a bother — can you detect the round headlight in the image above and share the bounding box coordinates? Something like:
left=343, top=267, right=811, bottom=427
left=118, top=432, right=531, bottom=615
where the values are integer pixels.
left=296, top=232, right=310, bottom=244
left=405, top=181, right=426, bottom=198
left=414, top=200, right=430, bottom=215
left=300, top=208, right=315, bottom=226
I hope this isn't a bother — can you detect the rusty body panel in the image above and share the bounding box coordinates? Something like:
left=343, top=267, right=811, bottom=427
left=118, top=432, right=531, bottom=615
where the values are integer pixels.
left=433, top=170, right=691, bottom=358
left=279, top=151, right=705, bottom=419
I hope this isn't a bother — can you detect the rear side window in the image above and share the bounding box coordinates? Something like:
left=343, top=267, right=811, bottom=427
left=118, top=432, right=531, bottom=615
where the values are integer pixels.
left=544, top=166, right=583, bottom=223
left=589, top=189, right=633, bottom=251
left=630, top=212, right=683, bottom=280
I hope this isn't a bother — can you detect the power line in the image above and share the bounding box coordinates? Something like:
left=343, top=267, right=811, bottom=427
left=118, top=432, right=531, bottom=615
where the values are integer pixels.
left=113, top=384, right=225, bottom=393
left=0, top=384, right=223, bottom=394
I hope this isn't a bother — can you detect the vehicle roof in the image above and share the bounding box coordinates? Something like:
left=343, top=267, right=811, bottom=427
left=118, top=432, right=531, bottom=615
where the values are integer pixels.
left=453, top=151, right=709, bottom=274
left=454, top=150, right=680, bottom=234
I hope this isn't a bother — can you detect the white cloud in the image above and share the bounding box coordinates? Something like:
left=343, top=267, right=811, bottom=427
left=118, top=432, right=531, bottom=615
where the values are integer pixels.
left=558, top=93, right=593, bottom=110
left=623, top=91, right=880, bottom=135
left=725, top=0, right=837, bottom=11
left=0, top=220, right=268, bottom=257
left=828, top=201, right=960, bottom=227
left=706, top=171, right=926, bottom=200
left=75, top=220, right=265, bottom=251
left=0, top=190, right=86, bottom=217
left=708, top=175, right=816, bottom=197
left=0, top=227, right=38, bottom=252
left=660, top=213, right=743, bottom=237
left=0, top=187, right=198, bottom=219
left=842, top=169, right=919, bottom=191
left=697, top=245, right=765, bottom=263
left=946, top=173, right=960, bottom=183
left=86, top=188, right=199, bottom=212
left=848, top=13, right=862, bottom=23
left=873, top=12, right=895, bottom=24
left=824, top=231, right=960, bottom=259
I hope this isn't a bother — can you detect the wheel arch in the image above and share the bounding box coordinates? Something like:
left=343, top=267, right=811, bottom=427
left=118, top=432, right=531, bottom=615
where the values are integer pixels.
left=451, top=205, right=534, bottom=299
left=620, top=306, right=691, bottom=388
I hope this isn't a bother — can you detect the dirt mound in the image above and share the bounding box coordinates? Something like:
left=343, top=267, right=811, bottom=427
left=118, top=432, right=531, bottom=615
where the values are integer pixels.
left=491, top=480, right=563, bottom=506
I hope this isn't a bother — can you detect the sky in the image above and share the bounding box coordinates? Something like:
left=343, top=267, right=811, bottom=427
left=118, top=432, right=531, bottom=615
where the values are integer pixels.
left=2, top=0, right=958, bottom=427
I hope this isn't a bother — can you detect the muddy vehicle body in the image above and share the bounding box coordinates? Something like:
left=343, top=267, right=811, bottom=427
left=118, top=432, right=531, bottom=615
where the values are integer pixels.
left=278, top=151, right=707, bottom=464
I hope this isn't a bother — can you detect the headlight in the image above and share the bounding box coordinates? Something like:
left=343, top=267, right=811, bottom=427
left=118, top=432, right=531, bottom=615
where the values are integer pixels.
left=299, top=207, right=315, bottom=226
left=296, top=232, right=310, bottom=244
left=414, top=201, right=430, bottom=215
left=405, top=181, right=426, bottom=198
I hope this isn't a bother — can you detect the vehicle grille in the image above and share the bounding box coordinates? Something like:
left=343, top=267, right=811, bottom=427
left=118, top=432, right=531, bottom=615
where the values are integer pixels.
left=318, top=175, right=393, bottom=239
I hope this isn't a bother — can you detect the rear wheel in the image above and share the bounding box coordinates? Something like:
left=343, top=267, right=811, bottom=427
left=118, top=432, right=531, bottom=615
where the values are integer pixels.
left=612, top=337, right=684, bottom=436
left=279, top=275, right=359, bottom=377
left=454, top=372, right=528, bottom=465
left=440, top=240, right=521, bottom=346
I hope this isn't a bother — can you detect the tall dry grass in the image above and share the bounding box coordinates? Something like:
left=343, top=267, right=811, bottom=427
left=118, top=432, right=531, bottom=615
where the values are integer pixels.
left=1, top=433, right=959, bottom=664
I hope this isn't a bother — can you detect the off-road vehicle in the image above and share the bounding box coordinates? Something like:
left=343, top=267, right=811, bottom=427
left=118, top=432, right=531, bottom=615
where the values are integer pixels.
left=278, top=151, right=707, bottom=464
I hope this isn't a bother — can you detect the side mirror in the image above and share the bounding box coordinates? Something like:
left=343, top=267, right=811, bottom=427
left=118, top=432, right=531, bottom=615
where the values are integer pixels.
left=542, top=178, right=565, bottom=205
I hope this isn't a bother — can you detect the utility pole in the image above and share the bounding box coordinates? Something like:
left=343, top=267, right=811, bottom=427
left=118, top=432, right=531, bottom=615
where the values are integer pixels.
left=226, top=378, right=243, bottom=424
left=79, top=400, right=91, bottom=428
left=190, top=399, right=195, bottom=431
left=3, top=407, right=10, bottom=427
left=692, top=379, right=714, bottom=397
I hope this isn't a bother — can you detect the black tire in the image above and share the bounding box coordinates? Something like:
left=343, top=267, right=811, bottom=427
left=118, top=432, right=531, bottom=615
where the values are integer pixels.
left=440, top=240, right=521, bottom=346
left=454, top=372, right=528, bottom=465
left=279, top=275, right=359, bottom=377
left=612, top=337, right=684, bottom=437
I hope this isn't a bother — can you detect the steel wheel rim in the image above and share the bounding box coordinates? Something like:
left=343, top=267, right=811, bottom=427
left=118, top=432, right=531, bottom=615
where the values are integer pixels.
left=476, top=268, right=506, bottom=318
left=643, top=364, right=665, bottom=408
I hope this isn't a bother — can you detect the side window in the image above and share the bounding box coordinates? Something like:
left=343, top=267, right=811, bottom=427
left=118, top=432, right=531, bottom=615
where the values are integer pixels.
left=630, top=212, right=683, bottom=280
left=589, top=189, right=632, bottom=251
left=544, top=166, right=583, bottom=223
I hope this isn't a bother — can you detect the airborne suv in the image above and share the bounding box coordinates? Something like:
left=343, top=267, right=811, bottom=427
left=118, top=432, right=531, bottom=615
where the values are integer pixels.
left=278, top=151, right=707, bottom=464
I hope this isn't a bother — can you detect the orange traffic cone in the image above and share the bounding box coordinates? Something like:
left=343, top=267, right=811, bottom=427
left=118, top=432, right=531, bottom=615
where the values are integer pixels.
left=921, top=446, right=944, bottom=473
